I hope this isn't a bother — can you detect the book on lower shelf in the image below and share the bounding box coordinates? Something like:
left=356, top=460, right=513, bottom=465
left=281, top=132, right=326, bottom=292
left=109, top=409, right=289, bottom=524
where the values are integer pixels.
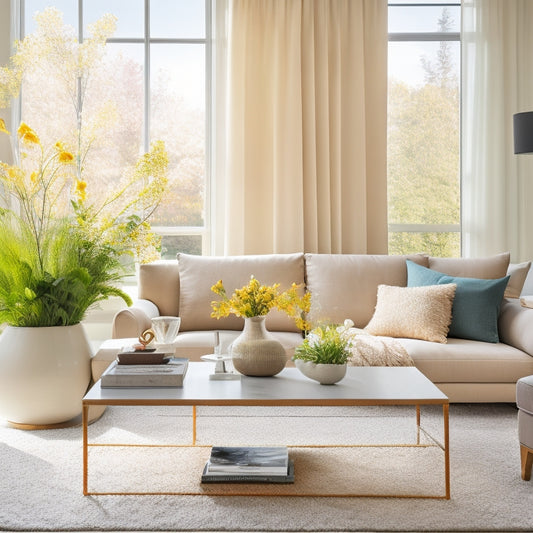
left=201, top=460, right=294, bottom=484
left=100, top=358, right=188, bottom=388
left=201, top=446, right=294, bottom=483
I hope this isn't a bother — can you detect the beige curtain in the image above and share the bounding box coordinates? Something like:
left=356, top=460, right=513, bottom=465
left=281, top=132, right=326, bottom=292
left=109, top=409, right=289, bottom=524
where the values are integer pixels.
left=218, top=0, right=388, bottom=255
left=462, top=0, right=533, bottom=262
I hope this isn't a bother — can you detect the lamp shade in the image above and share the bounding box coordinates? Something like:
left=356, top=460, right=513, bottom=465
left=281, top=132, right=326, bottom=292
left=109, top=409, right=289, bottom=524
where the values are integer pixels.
left=514, top=111, right=533, bottom=154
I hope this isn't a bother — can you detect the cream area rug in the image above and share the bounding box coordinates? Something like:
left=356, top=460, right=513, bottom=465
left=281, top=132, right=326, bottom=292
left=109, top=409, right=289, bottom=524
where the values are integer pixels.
left=0, top=403, right=532, bottom=532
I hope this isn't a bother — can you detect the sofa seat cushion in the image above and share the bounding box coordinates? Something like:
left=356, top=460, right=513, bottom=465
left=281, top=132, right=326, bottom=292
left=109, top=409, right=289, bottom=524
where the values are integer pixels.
left=304, top=253, right=429, bottom=328
left=177, top=253, right=305, bottom=333
left=398, top=337, right=533, bottom=384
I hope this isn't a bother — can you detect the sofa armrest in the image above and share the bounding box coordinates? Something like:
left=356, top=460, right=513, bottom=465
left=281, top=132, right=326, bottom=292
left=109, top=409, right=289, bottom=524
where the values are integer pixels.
left=499, top=298, right=533, bottom=356
left=111, top=299, right=160, bottom=339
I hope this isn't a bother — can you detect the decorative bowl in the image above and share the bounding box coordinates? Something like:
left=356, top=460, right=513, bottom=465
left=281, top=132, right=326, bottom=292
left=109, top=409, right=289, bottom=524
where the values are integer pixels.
left=294, top=359, right=347, bottom=385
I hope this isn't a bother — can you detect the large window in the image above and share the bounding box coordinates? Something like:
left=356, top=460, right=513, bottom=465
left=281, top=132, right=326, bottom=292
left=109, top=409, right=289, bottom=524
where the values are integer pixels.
left=388, top=0, right=461, bottom=257
left=20, top=0, right=209, bottom=259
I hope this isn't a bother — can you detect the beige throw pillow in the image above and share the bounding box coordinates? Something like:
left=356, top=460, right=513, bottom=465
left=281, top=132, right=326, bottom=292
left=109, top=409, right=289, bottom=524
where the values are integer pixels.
left=365, top=284, right=457, bottom=344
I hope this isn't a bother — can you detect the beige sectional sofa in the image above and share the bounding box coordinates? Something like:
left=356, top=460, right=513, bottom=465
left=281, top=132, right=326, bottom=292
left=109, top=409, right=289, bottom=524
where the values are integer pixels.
left=101, top=252, right=533, bottom=403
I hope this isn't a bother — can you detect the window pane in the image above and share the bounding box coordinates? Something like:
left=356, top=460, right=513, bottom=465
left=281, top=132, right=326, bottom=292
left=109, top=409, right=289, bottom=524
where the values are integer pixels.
left=19, top=36, right=144, bottom=228
left=83, top=44, right=144, bottom=206
left=150, top=0, right=205, bottom=39
left=150, top=44, right=205, bottom=227
left=388, top=39, right=460, bottom=256
left=160, top=235, right=202, bottom=259
left=389, top=232, right=460, bottom=258
left=25, top=0, right=77, bottom=33
left=388, top=6, right=460, bottom=33
left=83, top=0, right=144, bottom=38
left=20, top=0, right=209, bottom=254
left=389, top=39, right=459, bottom=88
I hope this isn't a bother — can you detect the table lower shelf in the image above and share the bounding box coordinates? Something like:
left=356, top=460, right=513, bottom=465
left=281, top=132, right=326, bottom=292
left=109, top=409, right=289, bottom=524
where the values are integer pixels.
left=84, top=430, right=449, bottom=498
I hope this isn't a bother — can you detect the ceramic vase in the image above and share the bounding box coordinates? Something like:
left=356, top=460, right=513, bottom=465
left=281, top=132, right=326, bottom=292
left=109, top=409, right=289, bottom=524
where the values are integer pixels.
left=294, top=359, right=347, bottom=385
left=0, top=324, right=92, bottom=427
left=230, top=316, right=287, bottom=376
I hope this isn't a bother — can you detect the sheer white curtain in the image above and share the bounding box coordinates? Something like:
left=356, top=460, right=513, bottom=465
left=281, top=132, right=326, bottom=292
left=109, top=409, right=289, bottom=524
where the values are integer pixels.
left=462, top=0, right=533, bottom=261
left=0, top=0, right=14, bottom=164
left=214, top=0, right=388, bottom=255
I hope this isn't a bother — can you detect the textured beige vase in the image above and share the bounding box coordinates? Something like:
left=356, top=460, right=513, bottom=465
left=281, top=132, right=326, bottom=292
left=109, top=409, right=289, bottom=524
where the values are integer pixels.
left=0, top=324, right=92, bottom=426
left=230, top=316, right=287, bottom=377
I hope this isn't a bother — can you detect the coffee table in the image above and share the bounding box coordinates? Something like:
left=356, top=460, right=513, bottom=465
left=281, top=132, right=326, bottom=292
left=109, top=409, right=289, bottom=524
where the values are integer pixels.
left=82, top=363, right=450, bottom=498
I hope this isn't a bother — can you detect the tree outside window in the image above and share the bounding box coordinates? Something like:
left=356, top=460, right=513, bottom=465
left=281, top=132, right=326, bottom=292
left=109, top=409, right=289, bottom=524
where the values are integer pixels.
left=388, top=2, right=461, bottom=257
left=19, top=0, right=207, bottom=259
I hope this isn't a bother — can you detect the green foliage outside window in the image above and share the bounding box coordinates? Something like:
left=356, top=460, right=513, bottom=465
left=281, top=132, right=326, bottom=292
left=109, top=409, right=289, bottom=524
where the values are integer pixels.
left=388, top=8, right=460, bottom=258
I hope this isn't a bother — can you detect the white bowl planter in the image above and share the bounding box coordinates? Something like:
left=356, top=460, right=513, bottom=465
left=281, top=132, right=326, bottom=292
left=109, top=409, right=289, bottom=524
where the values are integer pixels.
left=294, top=359, right=347, bottom=385
left=0, top=324, right=92, bottom=427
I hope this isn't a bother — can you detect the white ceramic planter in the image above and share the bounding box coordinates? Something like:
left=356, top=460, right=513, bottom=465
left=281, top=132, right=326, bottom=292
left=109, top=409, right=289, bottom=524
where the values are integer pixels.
left=0, top=324, right=92, bottom=426
left=294, top=359, right=347, bottom=385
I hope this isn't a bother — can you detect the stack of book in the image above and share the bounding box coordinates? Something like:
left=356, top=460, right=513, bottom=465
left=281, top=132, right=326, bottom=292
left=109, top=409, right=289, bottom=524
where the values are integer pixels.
left=100, top=357, right=188, bottom=388
left=201, top=446, right=294, bottom=483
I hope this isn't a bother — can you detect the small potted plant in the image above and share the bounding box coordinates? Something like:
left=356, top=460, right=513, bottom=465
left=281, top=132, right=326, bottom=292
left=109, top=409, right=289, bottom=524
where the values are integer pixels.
left=293, top=319, right=354, bottom=385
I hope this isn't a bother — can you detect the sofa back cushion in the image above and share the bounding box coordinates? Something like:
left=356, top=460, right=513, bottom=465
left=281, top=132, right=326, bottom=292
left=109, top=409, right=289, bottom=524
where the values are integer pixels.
left=177, top=253, right=305, bottom=332
left=138, top=260, right=181, bottom=317
left=304, top=254, right=429, bottom=328
left=428, top=252, right=510, bottom=279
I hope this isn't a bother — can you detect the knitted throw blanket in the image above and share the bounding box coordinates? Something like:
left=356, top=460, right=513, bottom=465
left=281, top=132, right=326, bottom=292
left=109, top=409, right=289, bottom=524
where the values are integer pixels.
left=345, top=329, right=414, bottom=367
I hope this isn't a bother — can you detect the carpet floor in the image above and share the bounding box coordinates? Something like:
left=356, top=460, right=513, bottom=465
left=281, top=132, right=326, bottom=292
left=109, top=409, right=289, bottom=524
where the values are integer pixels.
left=0, top=403, right=532, bottom=532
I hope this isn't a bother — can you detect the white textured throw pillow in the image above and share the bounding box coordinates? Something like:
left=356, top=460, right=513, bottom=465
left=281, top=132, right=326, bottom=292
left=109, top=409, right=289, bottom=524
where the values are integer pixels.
left=365, top=284, right=457, bottom=343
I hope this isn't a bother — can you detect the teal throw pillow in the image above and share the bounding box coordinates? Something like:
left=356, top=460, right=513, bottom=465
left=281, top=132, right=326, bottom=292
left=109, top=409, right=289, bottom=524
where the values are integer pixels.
left=406, top=260, right=510, bottom=343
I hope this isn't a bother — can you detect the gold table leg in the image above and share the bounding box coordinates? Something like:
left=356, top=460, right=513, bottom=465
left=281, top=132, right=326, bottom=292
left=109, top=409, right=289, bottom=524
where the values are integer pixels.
left=192, top=405, right=197, bottom=445
left=416, top=404, right=421, bottom=444
left=82, top=403, right=89, bottom=496
left=443, top=403, right=450, bottom=499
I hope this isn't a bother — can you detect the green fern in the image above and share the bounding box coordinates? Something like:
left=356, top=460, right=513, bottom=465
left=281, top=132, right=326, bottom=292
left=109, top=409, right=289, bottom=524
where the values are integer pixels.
left=0, top=212, right=131, bottom=327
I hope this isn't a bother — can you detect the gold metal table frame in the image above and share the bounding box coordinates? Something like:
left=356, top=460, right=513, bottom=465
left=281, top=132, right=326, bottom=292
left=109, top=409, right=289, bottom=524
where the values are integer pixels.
left=82, top=364, right=450, bottom=499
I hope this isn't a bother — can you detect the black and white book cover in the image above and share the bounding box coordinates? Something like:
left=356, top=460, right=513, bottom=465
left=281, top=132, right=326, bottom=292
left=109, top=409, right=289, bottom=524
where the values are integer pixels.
left=206, top=446, right=289, bottom=475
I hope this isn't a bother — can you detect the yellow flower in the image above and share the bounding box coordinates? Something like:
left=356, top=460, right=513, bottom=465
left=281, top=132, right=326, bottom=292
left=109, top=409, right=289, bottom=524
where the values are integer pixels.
left=58, top=150, right=74, bottom=163
left=0, top=118, right=9, bottom=135
left=75, top=179, right=87, bottom=201
left=210, top=276, right=311, bottom=328
left=211, top=279, right=225, bottom=296
left=30, top=171, right=38, bottom=183
left=17, top=122, right=40, bottom=145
